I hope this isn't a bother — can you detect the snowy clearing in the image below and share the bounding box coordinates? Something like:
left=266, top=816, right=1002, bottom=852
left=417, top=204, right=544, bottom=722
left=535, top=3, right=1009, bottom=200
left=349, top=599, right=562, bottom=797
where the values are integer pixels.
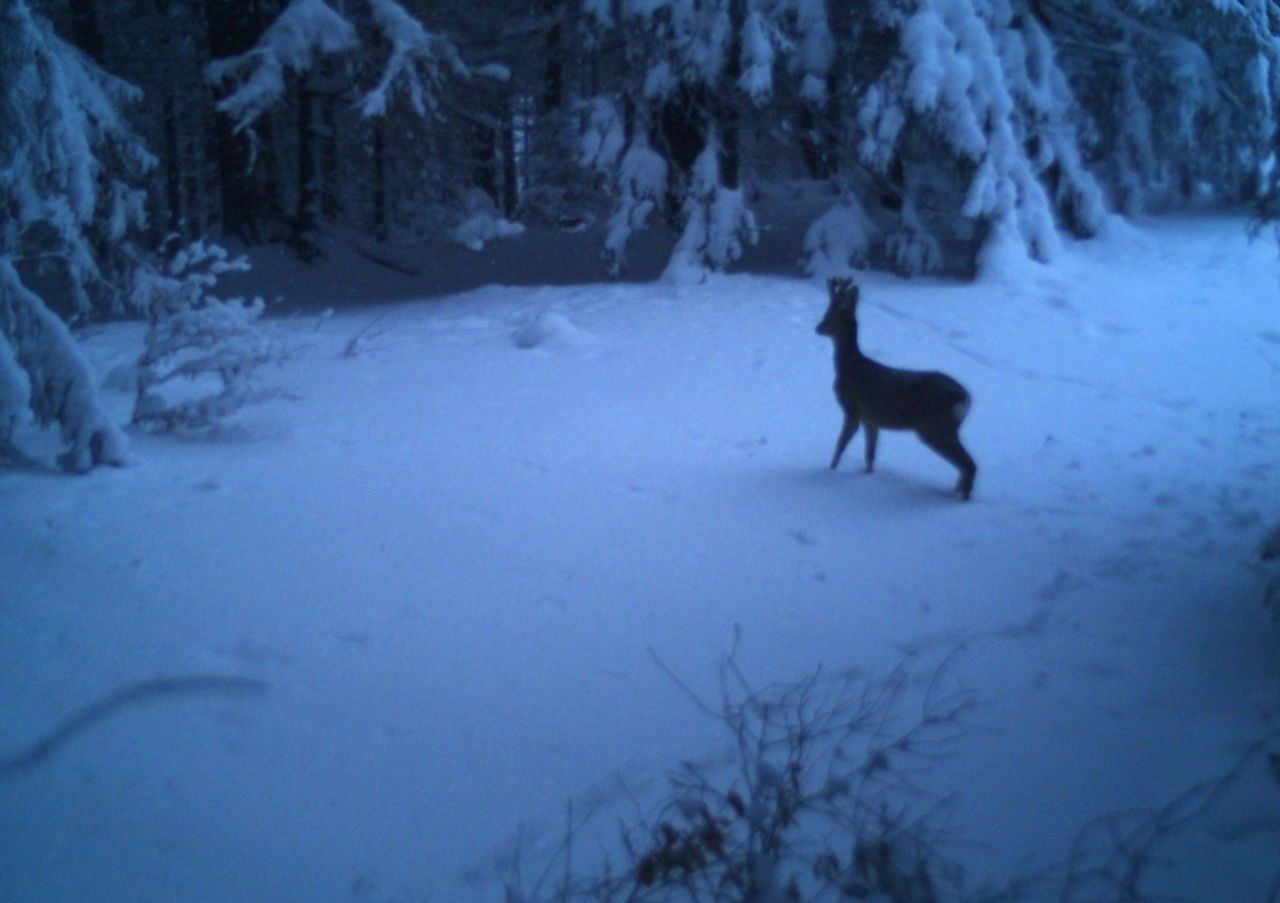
left=3, top=214, right=1280, bottom=900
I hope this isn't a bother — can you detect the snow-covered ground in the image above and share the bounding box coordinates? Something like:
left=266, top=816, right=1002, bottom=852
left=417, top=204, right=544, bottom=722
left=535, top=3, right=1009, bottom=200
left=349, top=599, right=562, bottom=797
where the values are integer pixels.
left=2, top=214, right=1279, bottom=900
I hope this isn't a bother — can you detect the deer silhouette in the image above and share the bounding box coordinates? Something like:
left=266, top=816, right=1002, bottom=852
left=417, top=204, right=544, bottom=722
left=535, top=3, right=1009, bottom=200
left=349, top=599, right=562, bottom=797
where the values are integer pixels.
left=816, top=277, right=976, bottom=500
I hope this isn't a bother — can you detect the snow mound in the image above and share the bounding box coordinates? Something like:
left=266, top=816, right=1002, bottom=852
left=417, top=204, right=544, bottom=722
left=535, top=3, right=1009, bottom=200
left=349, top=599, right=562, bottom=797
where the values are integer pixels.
left=511, top=310, right=597, bottom=352
left=975, top=219, right=1044, bottom=285
left=451, top=188, right=525, bottom=252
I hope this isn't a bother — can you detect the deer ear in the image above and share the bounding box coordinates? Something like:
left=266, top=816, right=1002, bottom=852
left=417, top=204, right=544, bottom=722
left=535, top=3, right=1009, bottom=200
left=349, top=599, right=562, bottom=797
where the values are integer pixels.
left=826, top=277, right=840, bottom=295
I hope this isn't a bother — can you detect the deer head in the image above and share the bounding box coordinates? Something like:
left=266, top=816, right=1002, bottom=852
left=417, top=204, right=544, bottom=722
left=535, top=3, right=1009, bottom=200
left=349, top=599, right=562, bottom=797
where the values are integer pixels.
left=816, top=277, right=860, bottom=337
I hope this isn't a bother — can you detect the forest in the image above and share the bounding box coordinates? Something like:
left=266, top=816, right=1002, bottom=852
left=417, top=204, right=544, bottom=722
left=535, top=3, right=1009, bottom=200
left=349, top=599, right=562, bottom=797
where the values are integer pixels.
left=5, top=0, right=1280, bottom=460
left=4, top=0, right=1280, bottom=901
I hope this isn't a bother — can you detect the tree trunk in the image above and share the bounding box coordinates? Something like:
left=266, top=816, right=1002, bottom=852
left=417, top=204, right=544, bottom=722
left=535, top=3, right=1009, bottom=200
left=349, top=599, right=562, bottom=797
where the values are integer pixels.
left=321, top=93, right=339, bottom=222
left=204, top=0, right=267, bottom=239
left=542, top=4, right=563, bottom=115
left=657, top=88, right=708, bottom=220
left=184, top=107, right=208, bottom=239
left=161, top=89, right=184, bottom=237
left=317, top=58, right=341, bottom=223
left=471, top=120, right=499, bottom=206
left=294, top=80, right=319, bottom=258
left=501, top=96, right=519, bottom=218
left=372, top=119, right=388, bottom=241
left=719, top=0, right=745, bottom=191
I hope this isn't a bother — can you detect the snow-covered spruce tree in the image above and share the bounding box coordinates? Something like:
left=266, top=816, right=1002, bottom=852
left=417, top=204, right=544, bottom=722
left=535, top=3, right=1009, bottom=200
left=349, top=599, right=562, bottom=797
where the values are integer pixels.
left=662, top=128, right=758, bottom=282
left=845, top=0, right=1107, bottom=278
left=0, top=0, right=154, bottom=471
left=580, top=0, right=833, bottom=279
left=206, top=0, right=466, bottom=255
left=803, top=192, right=875, bottom=278
left=580, top=101, right=669, bottom=275
left=130, top=241, right=285, bottom=433
left=1043, top=0, right=1280, bottom=214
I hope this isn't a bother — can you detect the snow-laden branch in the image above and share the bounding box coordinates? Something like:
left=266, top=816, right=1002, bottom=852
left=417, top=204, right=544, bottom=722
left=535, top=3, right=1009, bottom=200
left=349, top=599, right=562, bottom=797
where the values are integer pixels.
left=207, top=0, right=466, bottom=130
left=0, top=258, right=128, bottom=471
left=604, top=134, right=669, bottom=275
left=359, top=0, right=467, bottom=118
left=206, top=0, right=358, bottom=133
left=2, top=0, right=153, bottom=314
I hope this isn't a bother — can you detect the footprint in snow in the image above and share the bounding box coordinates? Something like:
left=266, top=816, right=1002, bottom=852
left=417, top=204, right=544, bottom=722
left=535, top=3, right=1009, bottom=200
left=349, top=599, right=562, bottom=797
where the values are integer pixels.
left=216, top=637, right=293, bottom=667
left=1084, top=660, right=1125, bottom=680
left=1038, top=567, right=1089, bottom=602
left=1047, top=295, right=1077, bottom=314
left=786, top=528, right=819, bottom=547
left=624, top=478, right=674, bottom=500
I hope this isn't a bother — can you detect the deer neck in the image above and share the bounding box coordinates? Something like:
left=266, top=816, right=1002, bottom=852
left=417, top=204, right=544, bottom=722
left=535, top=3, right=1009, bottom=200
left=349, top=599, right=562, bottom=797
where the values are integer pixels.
left=832, top=318, right=864, bottom=370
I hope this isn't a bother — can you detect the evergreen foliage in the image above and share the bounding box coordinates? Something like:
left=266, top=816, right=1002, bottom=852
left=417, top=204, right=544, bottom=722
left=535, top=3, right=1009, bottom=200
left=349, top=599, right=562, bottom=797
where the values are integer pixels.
left=7, top=0, right=1280, bottom=468
left=22, top=0, right=1280, bottom=280
left=0, top=0, right=150, bottom=470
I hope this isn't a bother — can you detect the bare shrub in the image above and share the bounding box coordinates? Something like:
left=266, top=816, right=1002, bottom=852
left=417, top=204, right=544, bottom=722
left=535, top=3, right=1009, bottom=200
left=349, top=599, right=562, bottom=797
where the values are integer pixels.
left=501, top=637, right=995, bottom=902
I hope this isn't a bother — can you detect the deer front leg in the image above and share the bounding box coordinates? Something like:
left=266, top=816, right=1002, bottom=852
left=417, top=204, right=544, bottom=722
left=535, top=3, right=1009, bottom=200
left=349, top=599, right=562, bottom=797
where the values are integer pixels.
left=863, top=424, right=879, bottom=473
left=830, top=414, right=859, bottom=470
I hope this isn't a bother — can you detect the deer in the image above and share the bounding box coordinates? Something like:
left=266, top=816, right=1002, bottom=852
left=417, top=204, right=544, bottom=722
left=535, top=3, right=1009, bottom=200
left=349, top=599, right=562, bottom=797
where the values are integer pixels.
left=816, top=276, right=977, bottom=500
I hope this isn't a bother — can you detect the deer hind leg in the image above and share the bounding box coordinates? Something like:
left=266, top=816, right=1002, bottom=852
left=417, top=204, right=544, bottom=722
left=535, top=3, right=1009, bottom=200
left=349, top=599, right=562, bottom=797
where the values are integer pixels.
left=917, top=426, right=977, bottom=501
left=863, top=424, right=879, bottom=473
left=830, top=414, right=859, bottom=470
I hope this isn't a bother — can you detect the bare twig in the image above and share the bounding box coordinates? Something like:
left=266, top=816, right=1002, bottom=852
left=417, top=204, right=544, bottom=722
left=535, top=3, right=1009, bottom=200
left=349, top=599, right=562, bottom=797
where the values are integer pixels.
left=509, top=639, right=982, bottom=901
left=343, top=315, right=392, bottom=358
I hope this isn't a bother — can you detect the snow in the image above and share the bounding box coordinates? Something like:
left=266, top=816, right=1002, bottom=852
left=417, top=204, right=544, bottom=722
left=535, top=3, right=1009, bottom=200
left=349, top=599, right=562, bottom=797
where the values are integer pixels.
left=511, top=309, right=599, bottom=354
left=3, top=214, right=1280, bottom=899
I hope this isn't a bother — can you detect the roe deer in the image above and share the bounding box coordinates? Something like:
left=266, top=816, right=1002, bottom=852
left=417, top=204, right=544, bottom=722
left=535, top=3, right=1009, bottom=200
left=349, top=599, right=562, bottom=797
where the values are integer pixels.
left=816, top=277, right=977, bottom=500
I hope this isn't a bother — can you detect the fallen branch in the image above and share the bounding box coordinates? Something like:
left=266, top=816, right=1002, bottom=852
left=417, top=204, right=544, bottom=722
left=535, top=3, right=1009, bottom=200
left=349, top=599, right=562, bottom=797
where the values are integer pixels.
left=0, top=674, right=268, bottom=777
left=354, top=243, right=422, bottom=276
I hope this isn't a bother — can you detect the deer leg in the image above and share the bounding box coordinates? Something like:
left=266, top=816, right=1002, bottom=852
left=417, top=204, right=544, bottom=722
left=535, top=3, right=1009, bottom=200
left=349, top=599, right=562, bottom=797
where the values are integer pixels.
left=917, top=427, right=977, bottom=501
left=830, top=415, right=859, bottom=470
left=863, top=425, right=879, bottom=473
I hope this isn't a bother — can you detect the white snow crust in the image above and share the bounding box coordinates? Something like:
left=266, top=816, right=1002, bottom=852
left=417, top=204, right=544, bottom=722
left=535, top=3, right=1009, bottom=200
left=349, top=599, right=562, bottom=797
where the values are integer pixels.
left=2, top=214, right=1280, bottom=900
